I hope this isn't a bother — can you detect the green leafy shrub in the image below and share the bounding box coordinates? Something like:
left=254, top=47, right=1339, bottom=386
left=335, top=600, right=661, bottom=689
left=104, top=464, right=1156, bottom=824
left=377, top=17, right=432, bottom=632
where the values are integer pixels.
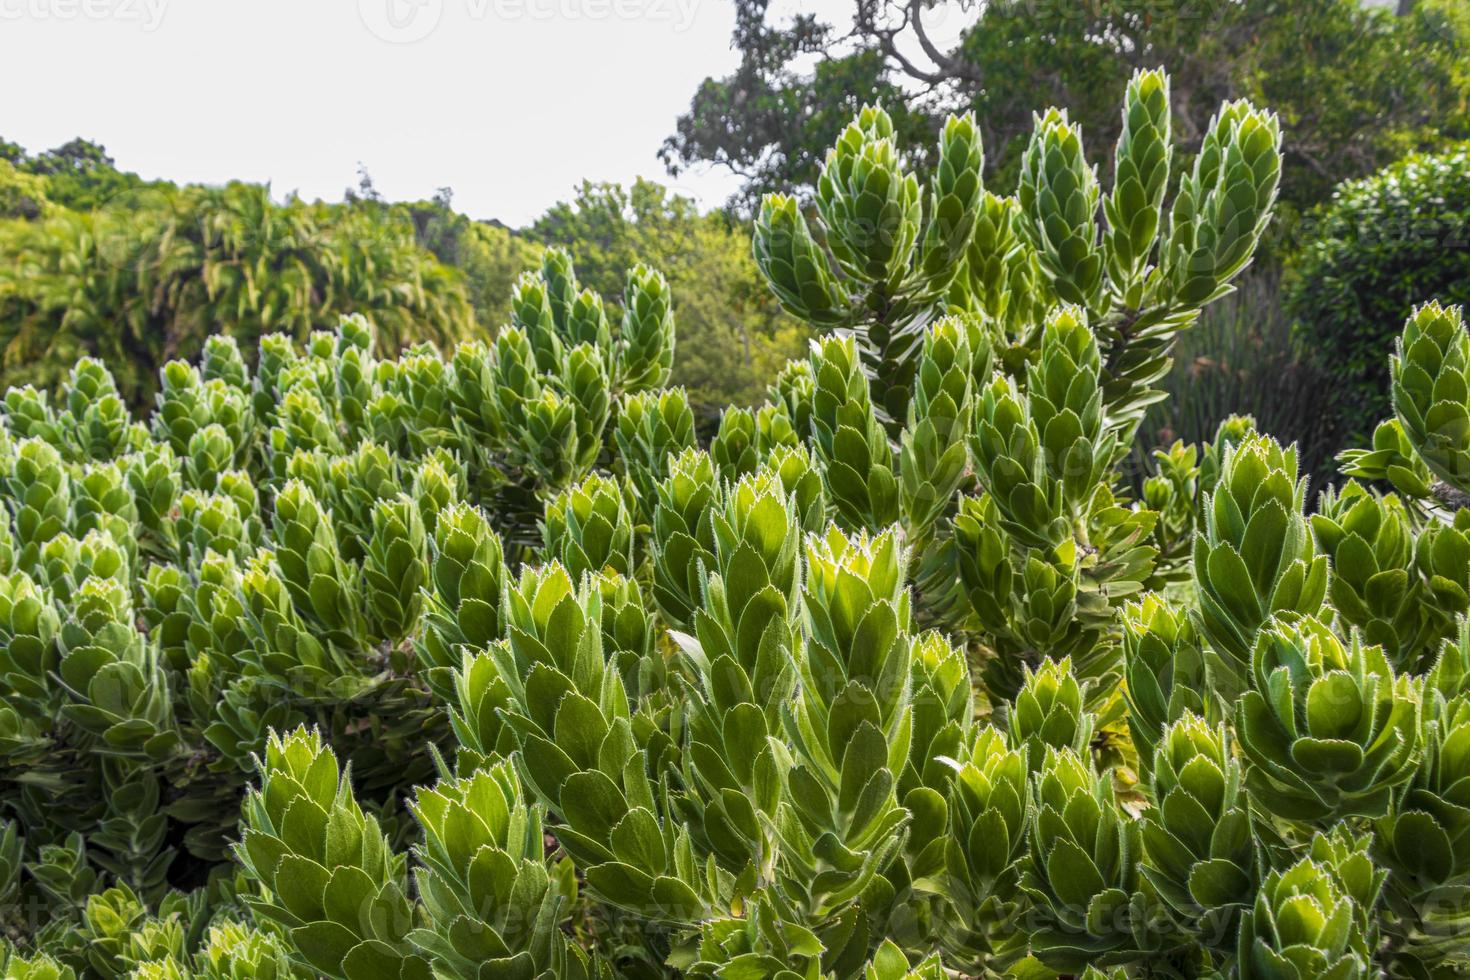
left=0, top=184, right=476, bottom=406
left=9, top=76, right=1470, bottom=980
left=1286, top=141, right=1470, bottom=445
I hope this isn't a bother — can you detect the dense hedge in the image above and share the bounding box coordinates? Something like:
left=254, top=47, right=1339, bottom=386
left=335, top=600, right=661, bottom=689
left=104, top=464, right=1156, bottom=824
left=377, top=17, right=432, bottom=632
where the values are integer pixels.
left=5, top=72, right=1470, bottom=980
left=1286, top=141, right=1470, bottom=444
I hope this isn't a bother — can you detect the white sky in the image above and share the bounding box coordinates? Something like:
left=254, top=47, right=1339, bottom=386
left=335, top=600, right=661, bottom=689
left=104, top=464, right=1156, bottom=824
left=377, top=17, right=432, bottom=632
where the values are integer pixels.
left=0, top=0, right=864, bottom=226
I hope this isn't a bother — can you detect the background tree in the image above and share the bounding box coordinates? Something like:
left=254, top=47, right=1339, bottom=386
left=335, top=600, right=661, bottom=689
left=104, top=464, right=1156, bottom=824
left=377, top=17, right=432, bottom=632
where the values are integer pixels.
left=1285, top=140, right=1470, bottom=448
left=0, top=180, right=476, bottom=405
left=0, top=161, right=53, bottom=221
left=529, top=178, right=804, bottom=413
left=664, top=0, right=1470, bottom=216
left=1, top=136, right=161, bottom=211
left=397, top=189, right=545, bottom=330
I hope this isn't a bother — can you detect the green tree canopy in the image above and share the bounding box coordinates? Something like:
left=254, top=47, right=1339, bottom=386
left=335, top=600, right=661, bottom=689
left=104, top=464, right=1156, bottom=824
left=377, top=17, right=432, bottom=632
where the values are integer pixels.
left=664, top=0, right=1470, bottom=214
left=0, top=180, right=476, bottom=404
left=1, top=136, right=163, bottom=211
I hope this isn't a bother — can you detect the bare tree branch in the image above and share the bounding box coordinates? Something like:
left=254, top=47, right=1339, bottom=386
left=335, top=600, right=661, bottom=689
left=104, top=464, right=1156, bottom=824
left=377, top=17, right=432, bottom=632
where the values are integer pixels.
left=856, top=0, right=982, bottom=87
left=907, top=0, right=983, bottom=84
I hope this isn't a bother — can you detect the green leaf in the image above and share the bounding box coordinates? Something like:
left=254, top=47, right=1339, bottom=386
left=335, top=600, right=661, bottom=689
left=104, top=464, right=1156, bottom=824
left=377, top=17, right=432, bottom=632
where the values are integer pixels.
left=291, top=920, right=361, bottom=976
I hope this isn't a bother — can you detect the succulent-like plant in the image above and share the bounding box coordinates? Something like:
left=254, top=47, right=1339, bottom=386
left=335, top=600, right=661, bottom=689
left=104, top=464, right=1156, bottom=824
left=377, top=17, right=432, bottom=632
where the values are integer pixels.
left=783, top=525, right=912, bottom=918
left=567, top=286, right=612, bottom=354
left=151, top=362, right=216, bottom=457
left=1235, top=831, right=1383, bottom=980
left=57, top=576, right=177, bottom=760
left=1373, top=692, right=1470, bottom=972
left=4, top=385, right=63, bottom=449
left=618, top=264, right=676, bottom=395
left=9, top=88, right=1452, bottom=980
left=898, top=318, right=973, bottom=544
left=376, top=350, right=460, bottom=458
left=0, top=569, right=61, bottom=734
left=752, top=196, right=846, bottom=329
left=490, top=326, right=539, bottom=440
left=954, top=193, right=1047, bottom=337
left=1103, top=69, right=1172, bottom=297
left=1018, top=108, right=1104, bottom=311
left=765, top=444, right=829, bottom=533
left=199, top=335, right=250, bottom=390
left=511, top=270, right=563, bottom=375
left=1413, top=510, right=1470, bottom=647
left=1194, top=434, right=1328, bottom=698
left=1157, top=95, right=1282, bottom=321
left=650, top=448, right=718, bottom=631
left=1008, top=657, right=1093, bottom=772
left=418, top=502, right=505, bottom=704
left=447, top=647, right=515, bottom=772
left=0, top=946, right=78, bottom=980
left=862, top=942, right=947, bottom=980
left=1022, top=747, right=1157, bottom=970
left=1311, top=482, right=1434, bottom=670
left=410, top=449, right=463, bottom=534
left=235, top=728, right=429, bottom=980
left=1142, top=439, right=1200, bottom=584
left=932, top=726, right=1029, bottom=972
left=69, top=461, right=138, bottom=565
left=447, top=339, right=500, bottom=454
left=679, top=462, right=802, bottom=722
left=6, top=437, right=71, bottom=571
left=271, top=480, right=364, bottom=648
left=673, top=470, right=800, bottom=881
left=407, top=763, right=575, bottom=979
left=269, top=389, right=342, bottom=482
left=952, top=485, right=1127, bottom=707
left=186, top=919, right=303, bottom=980
left=1140, top=715, right=1256, bottom=950
left=1016, top=74, right=1276, bottom=429
left=1121, top=594, right=1210, bottom=774
left=1392, top=301, right=1470, bottom=496
left=362, top=493, right=428, bottom=647
left=175, top=491, right=251, bottom=568
left=589, top=569, right=659, bottom=700
left=614, top=387, right=696, bottom=514
left=769, top=357, right=816, bottom=439
left=709, top=403, right=799, bottom=484
left=756, top=106, right=983, bottom=428
left=1337, top=417, right=1436, bottom=502
left=808, top=335, right=899, bottom=533
left=468, top=563, right=715, bottom=924
left=971, top=306, right=1114, bottom=550
left=557, top=342, right=611, bottom=477
left=1236, top=615, right=1420, bottom=822
left=59, top=358, right=140, bottom=464
left=904, top=630, right=973, bottom=802
left=542, top=472, right=634, bottom=581
left=122, top=442, right=181, bottom=563
left=516, top=388, right=583, bottom=491
left=177, top=551, right=252, bottom=684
